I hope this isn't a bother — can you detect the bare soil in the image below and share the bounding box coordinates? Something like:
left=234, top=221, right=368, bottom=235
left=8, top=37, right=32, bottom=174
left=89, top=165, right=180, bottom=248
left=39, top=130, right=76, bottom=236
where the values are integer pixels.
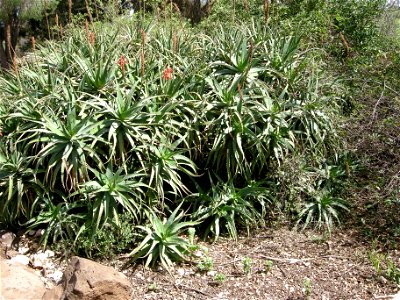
left=118, top=227, right=399, bottom=300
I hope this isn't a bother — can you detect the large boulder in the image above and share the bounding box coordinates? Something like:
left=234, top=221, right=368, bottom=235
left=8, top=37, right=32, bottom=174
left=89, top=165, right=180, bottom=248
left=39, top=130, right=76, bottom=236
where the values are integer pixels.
left=43, top=256, right=132, bottom=300
left=0, top=256, right=47, bottom=300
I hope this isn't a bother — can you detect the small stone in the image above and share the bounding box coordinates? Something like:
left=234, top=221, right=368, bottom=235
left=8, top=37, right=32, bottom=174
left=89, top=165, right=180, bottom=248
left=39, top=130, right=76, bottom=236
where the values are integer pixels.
left=47, top=270, right=64, bottom=284
left=177, top=268, right=185, bottom=276
left=36, top=252, right=48, bottom=261
left=378, top=275, right=387, bottom=284
left=28, top=230, right=36, bottom=236
left=44, top=261, right=55, bottom=269
left=33, top=259, right=43, bottom=269
left=18, top=246, right=30, bottom=255
left=44, top=250, right=55, bottom=258
left=10, top=254, right=30, bottom=266
left=34, top=229, right=44, bottom=237
left=0, top=231, right=16, bottom=249
left=193, top=250, right=203, bottom=257
left=31, top=252, right=49, bottom=269
left=207, top=270, right=216, bottom=277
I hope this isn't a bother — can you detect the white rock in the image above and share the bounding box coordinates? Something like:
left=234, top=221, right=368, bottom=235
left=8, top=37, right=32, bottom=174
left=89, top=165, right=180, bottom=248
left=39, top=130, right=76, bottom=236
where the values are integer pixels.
left=193, top=250, right=203, bottom=257
left=33, top=259, right=43, bottom=268
left=44, top=261, right=55, bottom=269
left=10, top=254, right=30, bottom=266
left=47, top=270, right=64, bottom=284
left=18, top=246, right=30, bottom=255
left=207, top=270, right=216, bottom=277
left=35, top=252, right=48, bottom=261
left=44, top=250, right=55, bottom=258
left=31, top=252, right=48, bottom=269
left=177, top=268, right=185, bottom=276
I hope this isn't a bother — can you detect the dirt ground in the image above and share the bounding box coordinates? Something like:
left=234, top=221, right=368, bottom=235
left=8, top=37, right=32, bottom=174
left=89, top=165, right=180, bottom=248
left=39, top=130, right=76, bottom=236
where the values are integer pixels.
left=113, top=226, right=399, bottom=300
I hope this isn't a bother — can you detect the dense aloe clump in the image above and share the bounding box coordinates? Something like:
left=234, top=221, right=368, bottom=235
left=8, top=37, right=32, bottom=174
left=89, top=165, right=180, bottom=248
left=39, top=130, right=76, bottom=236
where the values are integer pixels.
left=0, top=12, right=351, bottom=258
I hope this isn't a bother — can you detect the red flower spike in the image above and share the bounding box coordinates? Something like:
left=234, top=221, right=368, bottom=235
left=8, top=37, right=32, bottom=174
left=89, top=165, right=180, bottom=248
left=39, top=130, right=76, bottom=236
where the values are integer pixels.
left=89, top=32, right=95, bottom=46
left=162, top=67, right=173, bottom=80
left=118, top=55, right=127, bottom=76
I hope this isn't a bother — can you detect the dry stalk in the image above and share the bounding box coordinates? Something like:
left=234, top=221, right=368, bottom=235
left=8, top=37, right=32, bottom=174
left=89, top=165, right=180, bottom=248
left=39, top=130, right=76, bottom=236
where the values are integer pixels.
left=339, top=32, right=350, bottom=58
left=85, top=20, right=89, bottom=39
left=243, top=0, right=249, bottom=11
left=31, top=36, right=36, bottom=51
left=12, top=55, right=18, bottom=76
left=263, top=0, right=270, bottom=23
left=238, top=84, right=244, bottom=102
left=85, top=0, right=94, bottom=28
left=207, top=0, right=212, bottom=14
left=141, top=29, right=146, bottom=77
left=173, top=32, right=179, bottom=53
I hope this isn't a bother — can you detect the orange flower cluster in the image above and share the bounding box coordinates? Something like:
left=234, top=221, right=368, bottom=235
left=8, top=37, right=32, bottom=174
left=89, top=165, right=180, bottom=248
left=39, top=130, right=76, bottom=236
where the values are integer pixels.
left=162, top=67, right=173, bottom=80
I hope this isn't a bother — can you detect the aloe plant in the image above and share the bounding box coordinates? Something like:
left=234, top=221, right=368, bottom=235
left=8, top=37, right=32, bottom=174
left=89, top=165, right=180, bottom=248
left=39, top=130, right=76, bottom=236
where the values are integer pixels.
left=0, top=14, right=346, bottom=255
left=128, top=204, right=198, bottom=270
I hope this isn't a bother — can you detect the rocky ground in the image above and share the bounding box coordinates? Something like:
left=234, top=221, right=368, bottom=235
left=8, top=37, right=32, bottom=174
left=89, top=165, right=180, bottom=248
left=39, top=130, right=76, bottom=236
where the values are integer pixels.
left=1, top=224, right=400, bottom=300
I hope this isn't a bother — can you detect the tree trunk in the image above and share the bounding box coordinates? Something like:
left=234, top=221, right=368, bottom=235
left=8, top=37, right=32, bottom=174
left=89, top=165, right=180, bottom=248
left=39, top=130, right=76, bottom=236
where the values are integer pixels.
left=0, top=35, right=9, bottom=69
left=5, top=22, right=12, bottom=63
left=68, top=0, right=73, bottom=22
left=10, top=14, right=20, bottom=55
left=191, top=0, right=201, bottom=25
left=0, top=11, right=20, bottom=70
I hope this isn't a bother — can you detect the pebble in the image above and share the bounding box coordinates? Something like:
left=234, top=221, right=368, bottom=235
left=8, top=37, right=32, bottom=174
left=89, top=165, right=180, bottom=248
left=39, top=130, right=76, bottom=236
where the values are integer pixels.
left=378, top=275, right=387, bottom=284
left=207, top=270, right=216, bottom=276
left=177, top=268, right=185, bottom=276
left=47, top=270, right=64, bottom=284
left=193, top=250, right=203, bottom=257
left=18, top=246, right=30, bottom=255
left=44, top=250, right=55, bottom=258
left=1, top=231, right=16, bottom=249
